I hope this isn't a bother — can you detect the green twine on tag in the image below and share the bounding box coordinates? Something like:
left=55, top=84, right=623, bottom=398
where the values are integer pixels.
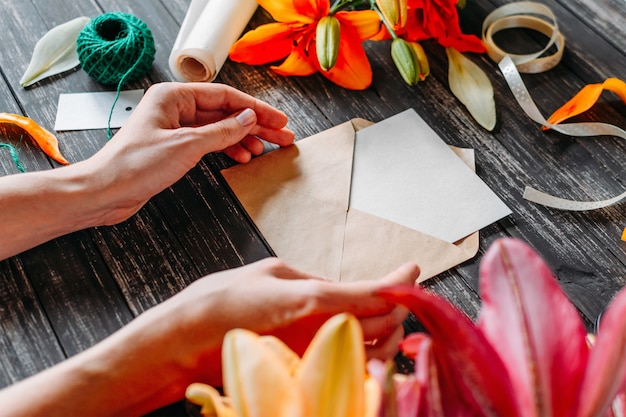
left=76, top=12, right=156, bottom=139
left=0, top=142, right=25, bottom=172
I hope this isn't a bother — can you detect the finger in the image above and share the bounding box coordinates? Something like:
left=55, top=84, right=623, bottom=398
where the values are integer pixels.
left=379, top=262, right=420, bottom=286
left=188, top=84, right=290, bottom=130
left=359, top=305, right=409, bottom=342
left=365, top=323, right=405, bottom=360
left=239, top=135, right=265, bottom=156
left=308, top=263, right=421, bottom=317
left=223, top=144, right=252, bottom=163
left=249, top=125, right=295, bottom=147
left=192, top=108, right=257, bottom=156
left=254, top=257, right=328, bottom=282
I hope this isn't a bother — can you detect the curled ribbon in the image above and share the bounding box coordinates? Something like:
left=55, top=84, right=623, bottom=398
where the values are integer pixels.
left=484, top=1, right=625, bottom=224
left=499, top=55, right=626, bottom=212
left=482, top=1, right=565, bottom=73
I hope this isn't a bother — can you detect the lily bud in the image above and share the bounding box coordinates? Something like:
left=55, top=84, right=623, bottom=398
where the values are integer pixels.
left=376, top=0, right=407, bottom=30
left=411, top=41, right=430, bottom=81
left=316, top=15, right=341, bottom=71
left=391, top=38, right=421, bottom=85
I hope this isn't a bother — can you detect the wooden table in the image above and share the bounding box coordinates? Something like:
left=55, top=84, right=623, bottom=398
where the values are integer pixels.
left=0, top=0, right=624, bottom=415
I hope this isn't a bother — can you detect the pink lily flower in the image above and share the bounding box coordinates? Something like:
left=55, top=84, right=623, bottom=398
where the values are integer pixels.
left=378, top=238, right=626, bottom=417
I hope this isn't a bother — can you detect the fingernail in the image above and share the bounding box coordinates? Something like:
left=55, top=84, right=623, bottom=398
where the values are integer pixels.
left=235, top=108, right=256, bottom=126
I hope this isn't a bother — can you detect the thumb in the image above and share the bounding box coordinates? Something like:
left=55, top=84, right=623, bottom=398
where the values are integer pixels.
left=380, top=262, right=420, bottom=286
left=200, top=108, right=257, bottom=152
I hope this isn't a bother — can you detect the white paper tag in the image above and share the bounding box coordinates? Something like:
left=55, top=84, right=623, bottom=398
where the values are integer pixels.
left=54, top=89, right=144, bottom=131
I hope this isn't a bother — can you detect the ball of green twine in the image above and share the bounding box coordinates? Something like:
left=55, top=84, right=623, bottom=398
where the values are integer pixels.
left=77, top=12, right=156, bottom=86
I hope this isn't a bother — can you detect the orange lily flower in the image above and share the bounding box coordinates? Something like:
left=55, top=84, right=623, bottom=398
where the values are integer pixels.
left=371, top=0, right=485, bottom=53
left=229, top=0, right=381, bottom=90
left=403, top=0, right=485, bottom=52
left=544, top=78, right=626, bottom=129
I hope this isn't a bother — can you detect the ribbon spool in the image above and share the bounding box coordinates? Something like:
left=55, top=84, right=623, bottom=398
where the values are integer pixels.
left=77, top=12, right=156, bottom=86
left=482, top=1, right=565, bottom=73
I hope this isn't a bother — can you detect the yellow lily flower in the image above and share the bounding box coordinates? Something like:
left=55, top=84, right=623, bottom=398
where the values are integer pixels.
left=295, top=313, right=367, bottom=417
left=186, top=313, right=379, bottom=417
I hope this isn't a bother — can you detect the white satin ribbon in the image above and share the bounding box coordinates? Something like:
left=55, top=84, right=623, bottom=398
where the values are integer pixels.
left=498, top=55, right=626, bottom=211
left=482, top=1, right=564, bottom=73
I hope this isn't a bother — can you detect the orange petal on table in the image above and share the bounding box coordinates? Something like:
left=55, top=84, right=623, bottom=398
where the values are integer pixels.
left=544, top=78, right=626, bottom=129
left=320, top=25, right=373, bottom=90
left=622, top=227, right=626, bottom=241
left=257, top=0, right=326, bottom=23
left=336, top=10, right=382, bottom=40
left=230, top=23, right=304, bottom=65
left=0, top=112, right=69, bottom=165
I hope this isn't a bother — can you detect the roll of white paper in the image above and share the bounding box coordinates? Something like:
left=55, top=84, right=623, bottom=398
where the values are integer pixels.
left=169, top=0, right=258, bottom=82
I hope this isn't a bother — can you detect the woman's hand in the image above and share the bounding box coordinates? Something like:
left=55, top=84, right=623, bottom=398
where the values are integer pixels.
left=86, top=82, right=295, bottom=225
left=0, top=82, right=294, bottom=260
left=141, top=258, right=419, bottom=387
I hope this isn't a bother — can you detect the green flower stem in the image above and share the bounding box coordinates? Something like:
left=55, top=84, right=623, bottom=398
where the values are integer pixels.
left=330, top=0, right=368, bottom=14
left=329, top=0, right=398, bottom=40
left=371, top=2, right=399, bottom=39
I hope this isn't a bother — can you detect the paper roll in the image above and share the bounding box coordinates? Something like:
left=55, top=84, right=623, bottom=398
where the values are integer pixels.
left=169, top=0, right=258, bottom=82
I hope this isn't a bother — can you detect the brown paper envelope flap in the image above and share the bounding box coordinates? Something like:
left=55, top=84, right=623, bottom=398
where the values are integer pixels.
left=341, top=208, right=478, bottom=283
left=221, top=117, right=480, bottom=283
left=350, top=118, right=375, bottom=131
left=228, top=180, right=346, bottom=279
left=222, top=120, right=355, bottom=208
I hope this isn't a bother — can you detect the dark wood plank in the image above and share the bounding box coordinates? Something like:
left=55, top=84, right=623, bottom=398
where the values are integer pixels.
left=0, top=0, right=623, bottom=415
left=0, top=0, right=146, bottom=382
left=0, top=257, right=65, bottom=386
left=0, top=9, right=68, bottom=385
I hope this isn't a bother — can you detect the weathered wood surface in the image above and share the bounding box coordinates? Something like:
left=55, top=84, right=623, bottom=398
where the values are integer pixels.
left=0, top=0, right=624, bottom=415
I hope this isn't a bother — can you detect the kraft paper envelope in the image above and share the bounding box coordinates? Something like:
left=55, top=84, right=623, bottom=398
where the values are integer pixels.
left=221, top=110, right=511, bottom=283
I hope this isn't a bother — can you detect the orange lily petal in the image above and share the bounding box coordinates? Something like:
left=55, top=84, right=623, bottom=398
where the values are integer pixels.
left=368, top=25, right=393, bottom=41
left=320, top=24, right=372, bottom=90
left=230, top=23, right=305, bottom=65
left=258, top=0, right=327, bottom=23
left=336, top=10, right=382, bottom=41
left=544, top=78, right=626, bottom=128
left=622, top=227, right=626, bottom=241
left=271, top=45, right=317, bottom=76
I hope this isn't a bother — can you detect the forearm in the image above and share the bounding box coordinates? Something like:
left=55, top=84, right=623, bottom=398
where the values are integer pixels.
left=0, top=161, right=111, bottom=260
left=0, top=305, right=203, bottom=417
